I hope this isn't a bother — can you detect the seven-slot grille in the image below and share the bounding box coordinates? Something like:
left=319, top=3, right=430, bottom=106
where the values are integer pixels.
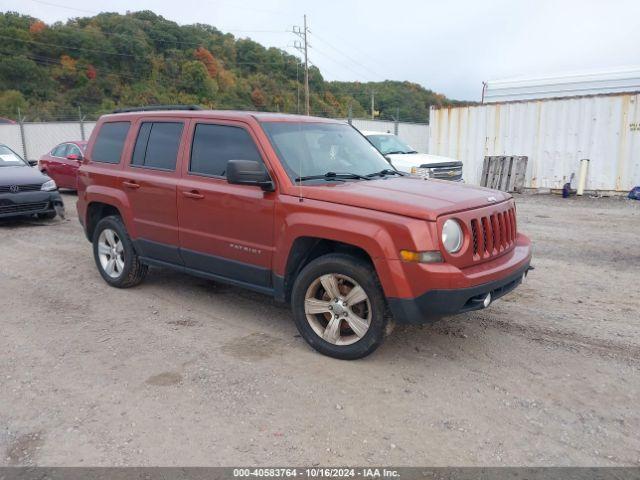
left=0, top=183, right=42, bottom=193
left=0, top=202, right=48, bottom=214
left=469, top=206, right=517, bottom=259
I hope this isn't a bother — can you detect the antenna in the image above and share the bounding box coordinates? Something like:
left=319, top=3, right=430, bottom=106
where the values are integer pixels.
left=298, top=121, right=303, bottom=202
left=292, top=15, right=309, bottom=202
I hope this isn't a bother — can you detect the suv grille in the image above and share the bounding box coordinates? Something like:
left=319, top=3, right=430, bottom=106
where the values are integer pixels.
left=0, top=184, right=42, bottom=193
left=0, top=202, right=48, bottom=214
left=470, top=207, right=517, bottom=258
left=430, top=164, right=463, bottom=181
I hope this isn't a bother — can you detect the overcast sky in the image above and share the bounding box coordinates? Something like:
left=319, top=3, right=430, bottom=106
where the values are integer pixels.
left=3, top=0, right=639, bottom=100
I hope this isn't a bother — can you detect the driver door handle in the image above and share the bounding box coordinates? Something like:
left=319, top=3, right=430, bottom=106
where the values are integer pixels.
left=182, top=190, right=204, bottom=199
left=122, top=180, right=140, bottom=189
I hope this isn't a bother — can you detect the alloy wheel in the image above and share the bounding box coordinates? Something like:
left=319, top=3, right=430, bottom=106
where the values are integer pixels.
left=304, top=273, right=372, bottom=346
left=97, top=228, right=125, bottom=278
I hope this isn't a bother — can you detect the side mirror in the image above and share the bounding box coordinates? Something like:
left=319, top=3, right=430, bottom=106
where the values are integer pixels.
left=28, top=160, right=38, bottom=167
left=66, top=153, right=82, bottom=162
left=226, top=160, right=274, bottom=192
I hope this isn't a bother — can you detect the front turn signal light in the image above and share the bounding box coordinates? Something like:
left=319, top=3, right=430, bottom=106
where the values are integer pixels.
left=400, top=250, right=443, bottom=263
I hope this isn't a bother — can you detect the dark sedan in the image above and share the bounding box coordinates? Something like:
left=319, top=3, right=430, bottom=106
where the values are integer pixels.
left=0, top=144, right=65, bottom=219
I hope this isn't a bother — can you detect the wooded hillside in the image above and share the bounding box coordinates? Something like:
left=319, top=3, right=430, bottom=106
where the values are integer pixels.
left=0, top=10, right=463, bottom=122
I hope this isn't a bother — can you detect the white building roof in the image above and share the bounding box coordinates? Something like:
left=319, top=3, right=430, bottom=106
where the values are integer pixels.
left=483, top=66, right=640, bottom=103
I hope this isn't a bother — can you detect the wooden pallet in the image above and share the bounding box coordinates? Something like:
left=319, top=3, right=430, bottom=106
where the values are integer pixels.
left=481, top=156, right=528, bottom=192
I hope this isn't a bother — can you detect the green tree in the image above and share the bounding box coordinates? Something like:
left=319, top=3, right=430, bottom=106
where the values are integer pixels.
left=181, top=61, right=218, bottom=100
left=0, top=90, right=27, bottom=117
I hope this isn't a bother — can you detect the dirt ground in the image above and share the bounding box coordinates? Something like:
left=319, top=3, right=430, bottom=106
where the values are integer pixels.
left=1, top=192, right=639, bottom=467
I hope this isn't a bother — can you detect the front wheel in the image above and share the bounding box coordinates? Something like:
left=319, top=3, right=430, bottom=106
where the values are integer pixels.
left=92, top=215, right=148, bottom=288
left=291, top=253, right=388, bottom=360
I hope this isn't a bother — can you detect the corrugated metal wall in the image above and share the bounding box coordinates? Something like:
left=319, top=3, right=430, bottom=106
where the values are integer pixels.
left=429, top=94, right=640, bottom=192
left=23, top=122, right=96, bottom=160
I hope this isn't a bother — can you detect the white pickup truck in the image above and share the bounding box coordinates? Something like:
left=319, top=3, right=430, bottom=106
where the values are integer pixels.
left=361, top=130, right=463, bottom=182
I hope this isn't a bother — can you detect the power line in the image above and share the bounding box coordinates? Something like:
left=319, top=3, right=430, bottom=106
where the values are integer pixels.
left=0, top=50, right=152, bottom=81
left=0, top=34, right=141, bottom=58
left=309, top=44, right=376, bottom=82
left=25, top=0, right=98, bottom=14
left=309, top=31, right=385, bottom=81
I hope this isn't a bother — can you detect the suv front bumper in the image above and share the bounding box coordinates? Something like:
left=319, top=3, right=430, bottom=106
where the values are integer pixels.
left=387, top=261, right=531, bottom=324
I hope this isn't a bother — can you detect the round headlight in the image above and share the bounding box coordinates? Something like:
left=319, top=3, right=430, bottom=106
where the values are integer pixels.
left=442, top=219, right=463, bottom=253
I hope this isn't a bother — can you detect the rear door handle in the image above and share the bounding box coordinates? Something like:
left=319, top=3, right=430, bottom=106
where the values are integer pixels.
left=182, top=190, right=204, bottom=199
left=122, top=180, right=140, bottom=189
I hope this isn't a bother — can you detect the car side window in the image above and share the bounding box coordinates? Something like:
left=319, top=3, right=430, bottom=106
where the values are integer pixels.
left=52, top=144, right=68, bottom=157
left=92, top=122, right=131, bottom=164
left=131, top=122, right=183, bottom=171
left=189, top=123, right=262, bottom=177
left=68, top=145, right=82, bottom=157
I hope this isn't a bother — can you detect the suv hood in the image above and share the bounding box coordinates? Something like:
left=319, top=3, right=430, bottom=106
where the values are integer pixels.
left=297, top=176, right=509, bottom=221
left=0, top=165, right=50, bottom=186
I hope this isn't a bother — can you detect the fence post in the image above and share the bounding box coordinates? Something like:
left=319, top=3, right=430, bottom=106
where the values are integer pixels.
left=17, top=107, right=28, bottom=161
left=394, top=107, right=399, bottom=136
left=78, top=106, right=86, bottom=141
left=347, top=104, right=353, bottom=125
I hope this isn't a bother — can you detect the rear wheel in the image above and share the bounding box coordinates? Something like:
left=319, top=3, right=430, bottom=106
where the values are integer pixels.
left=291, top=253, right=388, bottom=359
left=92, top=215, right=147, bottom=288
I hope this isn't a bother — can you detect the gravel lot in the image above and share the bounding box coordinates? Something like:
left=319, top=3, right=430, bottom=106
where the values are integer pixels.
left=1, top=192, right=639, bottom=466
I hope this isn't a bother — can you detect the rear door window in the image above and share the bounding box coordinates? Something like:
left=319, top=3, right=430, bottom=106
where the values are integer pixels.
left=92, top=122, right=130, bottom=164
left=189, top=123, right=262, bottom=177
left=131, top=122, right=183, bottom=171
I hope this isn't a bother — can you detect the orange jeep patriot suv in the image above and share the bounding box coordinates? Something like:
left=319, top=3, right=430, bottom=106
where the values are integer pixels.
left=77, top=106, right=532, bottom=359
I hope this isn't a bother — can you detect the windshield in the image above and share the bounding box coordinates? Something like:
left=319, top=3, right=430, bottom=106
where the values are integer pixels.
left=261, top=122, right=392, bottom=182
left=0, top=145, right=27, bottom=167
left=366, top=134, right=415, bottom=155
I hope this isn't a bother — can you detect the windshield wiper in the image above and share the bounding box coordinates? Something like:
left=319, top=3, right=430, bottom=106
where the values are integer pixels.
left=366, top=168, right=406, bottom=178
left=384, top=150, right=418, bottom=155
left=294, top=172, right=372, bottom=182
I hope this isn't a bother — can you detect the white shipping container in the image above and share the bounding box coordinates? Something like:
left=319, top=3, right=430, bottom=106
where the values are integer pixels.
left=429, top=94, right=640, bottom=192
left=483, top=67, right=640, bottom=103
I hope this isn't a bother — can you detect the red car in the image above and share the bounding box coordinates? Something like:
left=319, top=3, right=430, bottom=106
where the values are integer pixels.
left=77, top=107, right=532, bottom=359
left=38, top=141, right=87, bottom=190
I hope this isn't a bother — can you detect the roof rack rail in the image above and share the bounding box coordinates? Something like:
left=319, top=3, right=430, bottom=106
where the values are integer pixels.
left=112, top=105, right=203, bottom=113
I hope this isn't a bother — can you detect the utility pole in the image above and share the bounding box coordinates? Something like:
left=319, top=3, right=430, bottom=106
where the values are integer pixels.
left=293, top=15, right=310, bottom=115
left=370, top=90, right=375, bottom=120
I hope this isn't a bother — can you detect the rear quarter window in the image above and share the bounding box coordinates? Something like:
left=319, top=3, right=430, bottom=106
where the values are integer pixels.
left=92, top=122, right=130, bottom=164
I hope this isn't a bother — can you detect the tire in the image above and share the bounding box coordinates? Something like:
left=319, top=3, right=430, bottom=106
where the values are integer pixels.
left=291, top=253, right=388, bottom=360
left=92, top=215, right=148, bottom=288
left=37, top=211, right=57, bottom=220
